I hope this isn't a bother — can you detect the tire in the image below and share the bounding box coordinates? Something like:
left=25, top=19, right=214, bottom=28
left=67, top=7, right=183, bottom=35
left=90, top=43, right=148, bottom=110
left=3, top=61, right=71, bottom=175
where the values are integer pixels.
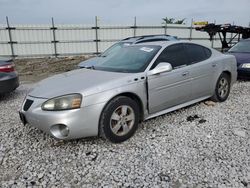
left=99, top=96, right=140, bottom=143
left=211, top=73, right=231, bottom=102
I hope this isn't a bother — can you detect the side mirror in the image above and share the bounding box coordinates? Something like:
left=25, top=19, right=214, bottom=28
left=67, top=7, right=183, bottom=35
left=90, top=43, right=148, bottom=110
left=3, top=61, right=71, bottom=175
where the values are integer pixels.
left=149, top=62, right=173, bottom=75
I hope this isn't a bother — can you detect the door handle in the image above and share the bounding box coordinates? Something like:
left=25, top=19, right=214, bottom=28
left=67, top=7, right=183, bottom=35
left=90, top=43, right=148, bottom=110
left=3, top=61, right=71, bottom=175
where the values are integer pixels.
left=212, top=63, right=217, bottom=67
left=182, top=71, right=189, bottom=76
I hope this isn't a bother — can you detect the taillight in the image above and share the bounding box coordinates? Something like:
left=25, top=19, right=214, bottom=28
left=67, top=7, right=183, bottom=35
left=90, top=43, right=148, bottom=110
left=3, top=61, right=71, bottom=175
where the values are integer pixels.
left=0, top=64, right=15, bottom=73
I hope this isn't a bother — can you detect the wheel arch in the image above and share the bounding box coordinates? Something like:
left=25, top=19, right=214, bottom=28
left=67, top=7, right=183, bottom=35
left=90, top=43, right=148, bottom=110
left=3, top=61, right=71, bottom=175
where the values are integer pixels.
left=98, top=92, right=144, bottom=136
left=221, top=70, right=232, bottom=83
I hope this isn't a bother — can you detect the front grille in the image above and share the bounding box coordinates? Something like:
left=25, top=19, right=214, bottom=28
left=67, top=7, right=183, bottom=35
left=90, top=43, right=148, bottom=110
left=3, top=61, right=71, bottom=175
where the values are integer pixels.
left=23, top=99, right=33, bottom=111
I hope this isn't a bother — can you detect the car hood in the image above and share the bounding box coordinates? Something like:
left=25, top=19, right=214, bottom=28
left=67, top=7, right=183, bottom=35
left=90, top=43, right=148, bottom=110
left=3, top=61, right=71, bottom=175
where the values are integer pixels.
left=29, top=68, right=139, bottom=99
left=228, top=52, right=250, bottom=65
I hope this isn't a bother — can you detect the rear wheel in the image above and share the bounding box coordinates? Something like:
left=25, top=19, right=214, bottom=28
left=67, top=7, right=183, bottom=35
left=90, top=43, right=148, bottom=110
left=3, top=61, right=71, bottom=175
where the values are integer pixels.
left=211, top=73, right=231, bottom=102
left=99, top=96, right=140, bottom=143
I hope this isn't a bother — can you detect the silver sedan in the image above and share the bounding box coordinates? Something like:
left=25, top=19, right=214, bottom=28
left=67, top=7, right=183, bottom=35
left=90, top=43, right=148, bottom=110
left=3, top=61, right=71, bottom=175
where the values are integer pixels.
left=19, top=41, right=237, bottom=143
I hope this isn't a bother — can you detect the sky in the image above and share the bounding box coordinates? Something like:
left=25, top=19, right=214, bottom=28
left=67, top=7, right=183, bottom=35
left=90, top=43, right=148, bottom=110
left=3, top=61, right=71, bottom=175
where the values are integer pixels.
left=0, top=0, right=250, bottom=26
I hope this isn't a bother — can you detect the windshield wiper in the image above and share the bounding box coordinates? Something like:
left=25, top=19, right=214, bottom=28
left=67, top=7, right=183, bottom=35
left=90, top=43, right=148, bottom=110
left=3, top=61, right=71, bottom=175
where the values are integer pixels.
left=85, top=65, right=95, bottom=70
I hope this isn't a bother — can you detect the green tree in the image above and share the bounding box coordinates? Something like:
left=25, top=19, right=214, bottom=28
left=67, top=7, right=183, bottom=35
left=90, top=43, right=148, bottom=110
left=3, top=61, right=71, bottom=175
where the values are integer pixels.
left=162, top=17, right=175, bottom=24
left=162, top=17, right=186, bottom=25
left=174, top=18, right=186, bottom=24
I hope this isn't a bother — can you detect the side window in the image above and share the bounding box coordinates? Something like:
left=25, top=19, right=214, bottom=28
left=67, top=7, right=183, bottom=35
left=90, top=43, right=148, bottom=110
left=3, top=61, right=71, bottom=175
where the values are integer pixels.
left=204, top=47, right=212, bottom=58
left=151, top=44, right=188, bottom=69
left=185, top=44, right=212, bottom=64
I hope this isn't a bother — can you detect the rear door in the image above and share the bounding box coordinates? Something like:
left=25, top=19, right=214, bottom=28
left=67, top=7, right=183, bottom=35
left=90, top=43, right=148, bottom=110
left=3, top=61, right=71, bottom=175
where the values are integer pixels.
left=147, top=43, right=192, bottom=114
left=184, top=43, right=215, bottom=99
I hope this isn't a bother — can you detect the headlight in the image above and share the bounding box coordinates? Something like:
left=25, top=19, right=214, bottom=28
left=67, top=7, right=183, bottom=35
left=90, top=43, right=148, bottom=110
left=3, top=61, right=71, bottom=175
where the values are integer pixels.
left=242, top=63, right=250, bottom=68
left=42, top=94, right=82, bottom=111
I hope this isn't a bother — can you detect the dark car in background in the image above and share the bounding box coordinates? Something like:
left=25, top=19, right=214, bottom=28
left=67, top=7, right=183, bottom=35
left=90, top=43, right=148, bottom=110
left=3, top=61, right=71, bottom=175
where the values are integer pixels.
left=78, top=35, right=178, bottom=68
left=0, top=57, right=19, bottom=94
left=228, top=39, right=250, bottom=79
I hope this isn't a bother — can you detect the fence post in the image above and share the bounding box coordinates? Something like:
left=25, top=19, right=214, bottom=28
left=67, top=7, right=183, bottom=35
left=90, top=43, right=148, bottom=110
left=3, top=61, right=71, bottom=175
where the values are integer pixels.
left=230, top=21, right=234, bottom=44
left=93, top=16, right=100, bottom=55
left=6, top=16, right=16, bottom=58
left=164, top=23, right=167, bottom=35
left=211, top=36, right=214, bottom=48
left=133, top=17, right=137, bottom=37
left=51, top=17, right=58, bottom=57
left=211, top=20, right=216, bottom=48
left=189, top=19, right=193, bottom=40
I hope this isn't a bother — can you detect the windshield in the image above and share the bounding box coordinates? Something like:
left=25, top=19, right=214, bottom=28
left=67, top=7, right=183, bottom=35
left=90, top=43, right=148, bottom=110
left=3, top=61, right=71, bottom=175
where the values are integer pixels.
left=95, top=45, right=161, bottom=73
left=228, top=41, right=250, bottom=53
left=101, top=42, right=132, bottom=57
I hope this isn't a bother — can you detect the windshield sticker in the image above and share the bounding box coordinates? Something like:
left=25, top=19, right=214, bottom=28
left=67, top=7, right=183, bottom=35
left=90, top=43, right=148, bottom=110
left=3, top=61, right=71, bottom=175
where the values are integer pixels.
left=140, top=47, right=154, bottom=52
left=123, top=43, right=131, bottom=46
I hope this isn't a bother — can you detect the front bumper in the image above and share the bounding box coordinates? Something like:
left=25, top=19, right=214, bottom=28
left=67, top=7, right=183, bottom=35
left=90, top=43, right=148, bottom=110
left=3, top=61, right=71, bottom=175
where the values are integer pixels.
left=20, top=96, right=105, bottom=140
left=0, top=73, right=19, bottom=94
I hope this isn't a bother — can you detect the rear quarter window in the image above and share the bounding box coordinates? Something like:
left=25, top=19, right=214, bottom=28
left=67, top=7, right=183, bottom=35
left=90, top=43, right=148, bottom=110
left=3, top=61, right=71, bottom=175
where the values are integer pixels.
left=185, top=43, right=212, bottom=64
left=204, top=47, right=212, bottom=58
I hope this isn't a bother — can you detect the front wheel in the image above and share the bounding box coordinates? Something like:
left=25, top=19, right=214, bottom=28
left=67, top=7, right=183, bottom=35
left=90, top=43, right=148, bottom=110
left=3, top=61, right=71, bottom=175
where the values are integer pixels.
left=211, top=73, right=231, bottom=102
left=99, top=96, right=140, bottom=143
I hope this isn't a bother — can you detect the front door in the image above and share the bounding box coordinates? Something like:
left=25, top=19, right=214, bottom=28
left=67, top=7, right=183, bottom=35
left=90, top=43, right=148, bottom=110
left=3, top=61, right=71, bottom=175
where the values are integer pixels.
left=147, top=43, right=192, bottom=114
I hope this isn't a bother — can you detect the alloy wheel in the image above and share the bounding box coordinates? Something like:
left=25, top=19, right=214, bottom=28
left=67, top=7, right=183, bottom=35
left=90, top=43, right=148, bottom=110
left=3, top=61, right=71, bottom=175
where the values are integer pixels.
left=218, top=77, right=229, bottom=98
left=110, top=105, right=135, bottom=136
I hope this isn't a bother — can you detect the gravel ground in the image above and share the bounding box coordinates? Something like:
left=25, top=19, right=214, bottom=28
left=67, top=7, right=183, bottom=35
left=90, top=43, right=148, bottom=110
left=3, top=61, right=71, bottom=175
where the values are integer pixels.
left=0, top=81, right=250, bottom=187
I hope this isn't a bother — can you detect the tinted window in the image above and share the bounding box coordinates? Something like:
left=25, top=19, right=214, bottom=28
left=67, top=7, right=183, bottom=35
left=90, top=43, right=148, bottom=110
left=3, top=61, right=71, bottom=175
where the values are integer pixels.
left=185, top=44, right=211, bottom=63
left=204, top=47, right=212, bottom=58
left=152, top=44, right=188, bottom=69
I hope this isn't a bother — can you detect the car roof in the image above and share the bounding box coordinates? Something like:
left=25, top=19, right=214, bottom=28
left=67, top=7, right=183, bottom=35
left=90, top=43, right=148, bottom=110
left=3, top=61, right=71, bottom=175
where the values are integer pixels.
left=132, top=40, right=187, bottom=47
left=121, top=35, right=178, bottom=44
left=132, top=40, right=214, bottom=50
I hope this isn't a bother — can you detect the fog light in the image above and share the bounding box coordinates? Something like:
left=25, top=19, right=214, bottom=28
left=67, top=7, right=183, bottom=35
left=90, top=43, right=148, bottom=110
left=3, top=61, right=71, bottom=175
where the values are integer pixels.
left=50, top=124, right=70, bottom=139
